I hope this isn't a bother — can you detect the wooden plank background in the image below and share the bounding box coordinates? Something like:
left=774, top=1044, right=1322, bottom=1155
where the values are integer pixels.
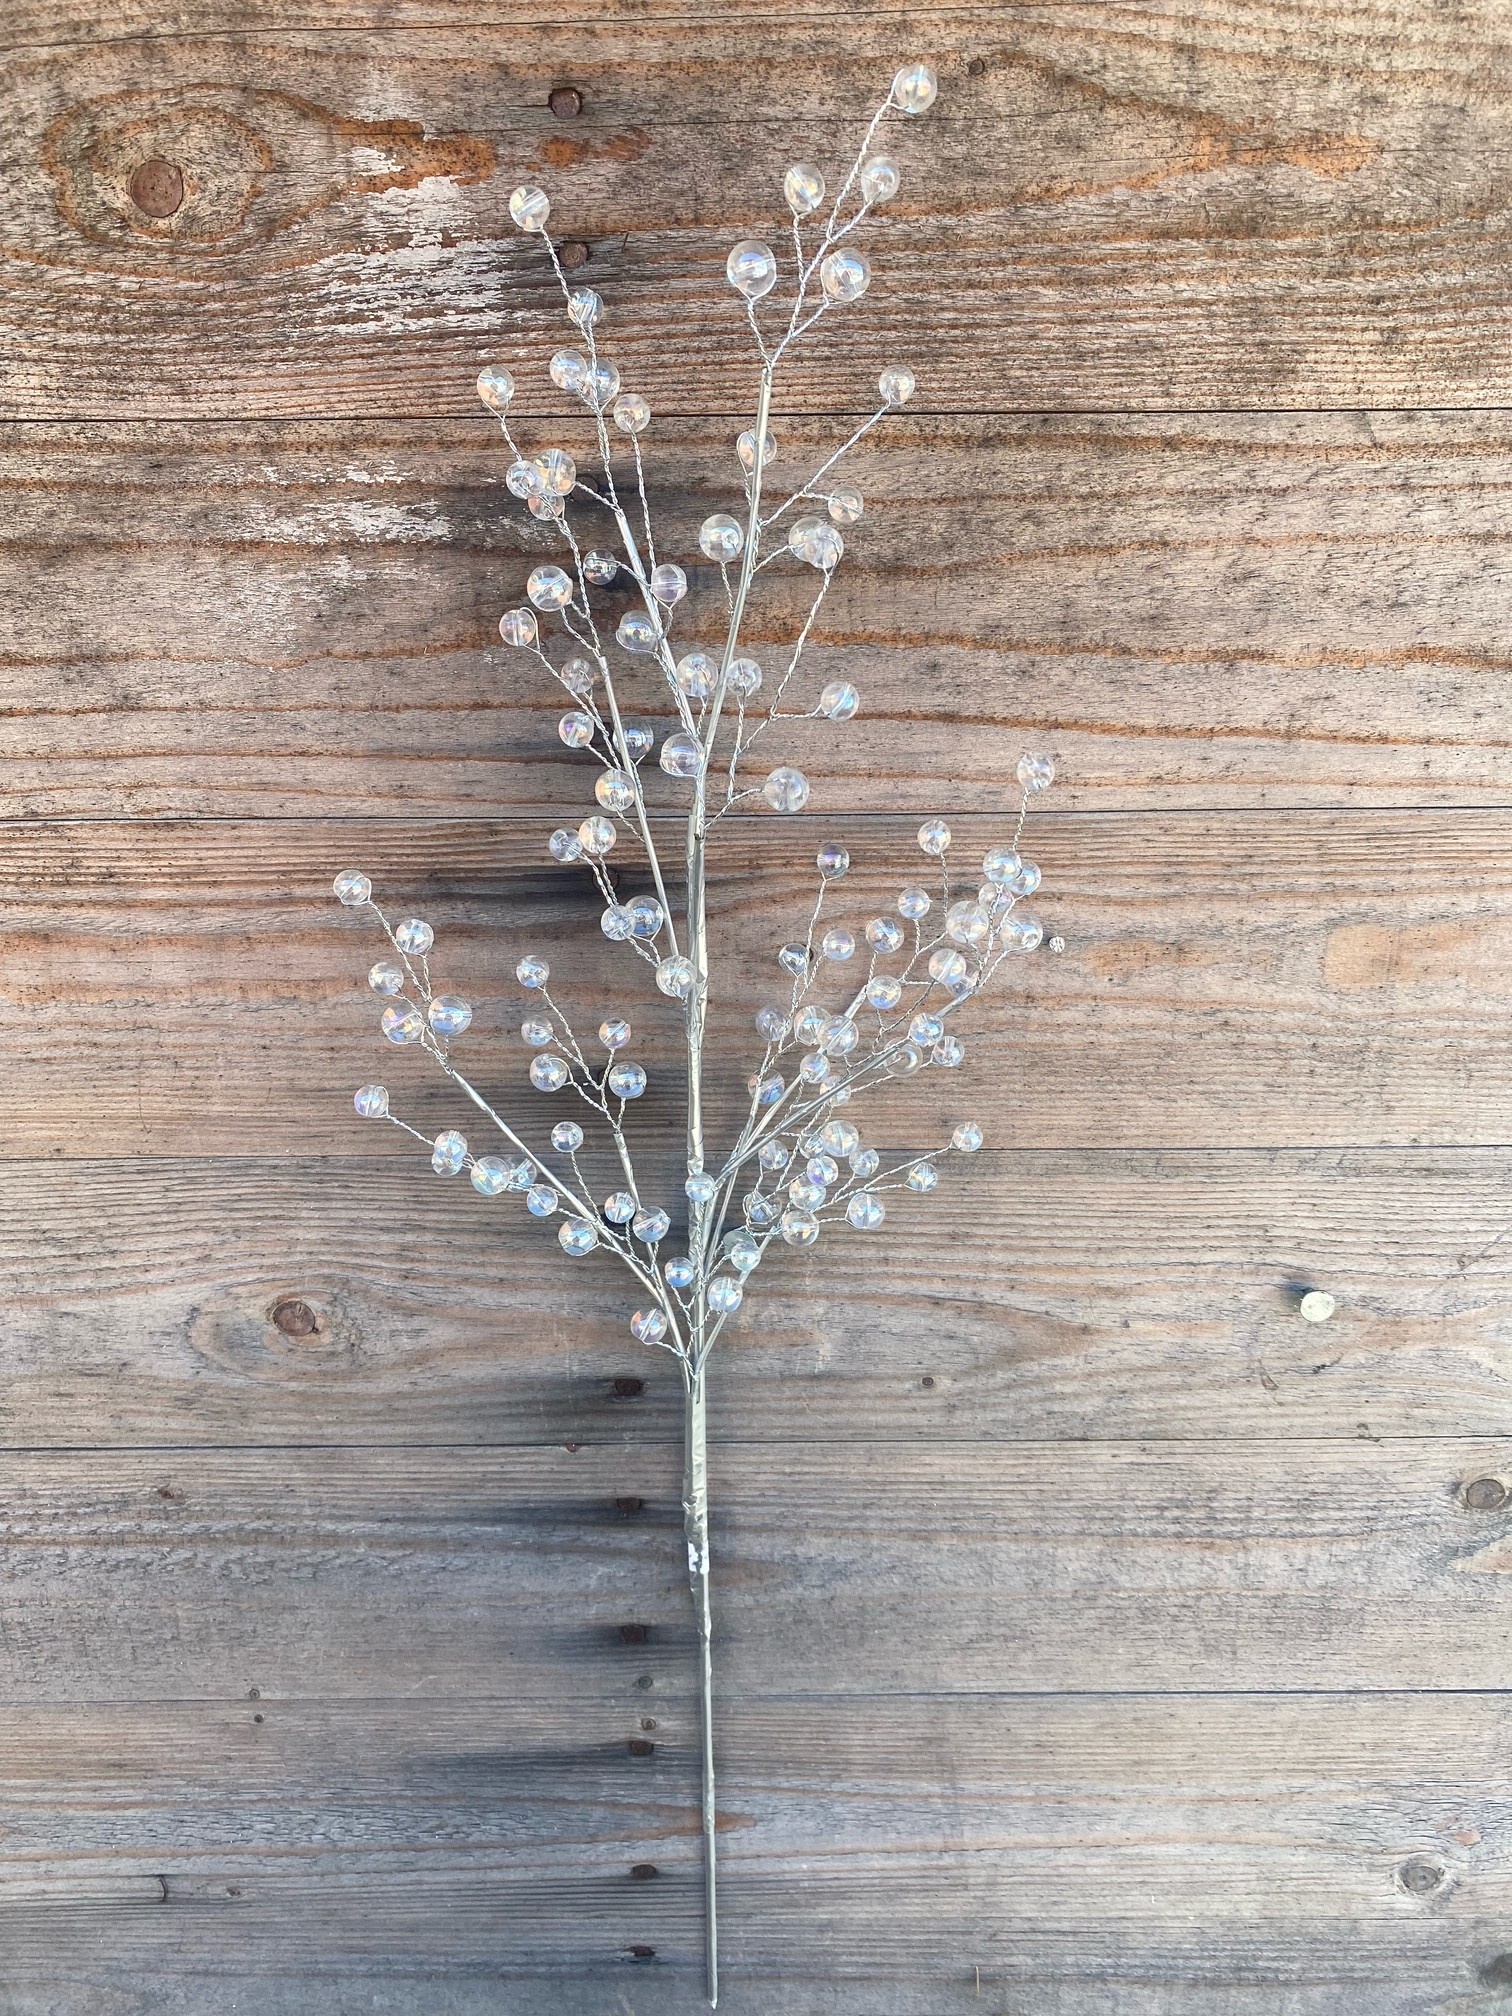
left=4, top=2, right=1512, bottom=2009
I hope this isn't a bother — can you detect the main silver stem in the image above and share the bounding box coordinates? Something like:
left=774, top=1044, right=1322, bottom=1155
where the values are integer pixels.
left=682, top=1355, right=716, bottom=2004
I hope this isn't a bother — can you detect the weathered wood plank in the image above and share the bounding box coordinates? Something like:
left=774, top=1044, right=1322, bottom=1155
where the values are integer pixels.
left=0, top=1440, right=1508, bottom=1699
left=2, top=811, right=1508, bottom=1155
left=6, top=413, right=1512, bottom=816
left=0, top=1691, right=1505, bottom=2001
left=4, top=9, right=1512, bottom=415
left=2, top=1148, right=1507, bottom=1447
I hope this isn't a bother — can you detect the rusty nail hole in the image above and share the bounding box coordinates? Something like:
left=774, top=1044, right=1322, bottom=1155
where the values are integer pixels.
left=615, top=1495, right=645, bottom=1517
left=272, top=1299, right=318, bottom=1338
left=630, top=1944, right=656, bottom=1960
left=613, top=1376, right=644, bottom=1398
left=967, top=56, right=987, bottom=75
left=130, top=157, right=185, bottom=218
left=619, top=1623, right=648, bottom=1645
left=1398, top=1856, right=1446, bottom=1896
left=252, top=1713, right=264, bottom=1724
left=1464, top=1475, right=1508, bottom=1511
left=629, top=1862, right=659, bottom=1881
left=549, top=86, right=584, bottom=118
left=628, top=1737, right=655, bottom=1757
left=920, top=1374, right=935, bottom=1389
left=559, top=240, right=590, bottom=270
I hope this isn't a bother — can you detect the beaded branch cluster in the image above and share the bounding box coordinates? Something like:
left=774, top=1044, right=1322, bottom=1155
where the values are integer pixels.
left=330, top=62, right=1054, bottom=1360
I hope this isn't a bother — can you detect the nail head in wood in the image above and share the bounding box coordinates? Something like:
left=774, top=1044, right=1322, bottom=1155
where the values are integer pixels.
left=559, top=240, right=590, bottom=271
left=130, top=158, right=185, bottom=218
left=549, top=87, right=584, bottom=119
left=1397, top=1855, right=1446, bottom=1896
left=272, top=1299, right=318, bottom=1337
left=967, top=57, right=988, bottom=75
left=1299, top=1290, right=1336, bottom=1323
left=1464, top=1475, right=1508, bottom=1511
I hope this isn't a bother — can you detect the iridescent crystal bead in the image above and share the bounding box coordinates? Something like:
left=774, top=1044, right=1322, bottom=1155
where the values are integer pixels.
left=783, top=163, right=825, bottom=216
left=859, top=155, right=901, bottom=204
left=755, top=1006, right=790, bottom=1042
left=807, top=1154, right=839, bottom=1186
left=827, top=488, right=863, bottom=524
left=533, top=448, right=576, bottom=495
left=659, top=729, right=702, bottom=780
left=617, top=611, right=659, bottom=655
left=708, top=1276, right=743, bottom=1315
left=629, top=895, right=663, bottom=938
left=780, top=1210, right=820, bottom=1248
left=847, top=1192, right=886, bottom=1230
left=560, top=658, right=594, bottom=697
left=789, top=516, right=843, bottom=569
left=622, top=722, right=653, bottom=760
left=763, top=767, right=810, bottom=813
left=428, top=995, right=473, bottom=1038
left=727, top=239, right=778, bottom=299
left=665, top=1254, right=695, bottom=1289
left=499, top=608, right=537, bottom=648
left=887, top=1042, right=924, bottom=1076
left=583, top=359, right=620, bottom=408
left=528, top=564, right=574, bottom=612
left=906, top=1160, right=939, bottom=1193
left=517, top=954, right=549, bottom=988
left=603, top=1190, right=636, bottom=1225
left=798, top=1133, right=825, bottom=1156
left=878, top=365, right=916, bottom=406
left=578, top=815, right=616, bottom=856
left=601, top=904, right=633, bottom=942
left=521, top=1016, right=554, bottom=1046
left=726, top=1231, right=761, bottom=1272
left=368, top=960, right=405, bottom=997
left=506, top=1160, right=534, bottom=1190
left=595, top=1018, right=630, bottom=1052
left=795, top=1005, right=826, bottom=1043
left=558, top=1217, right=598, bottom=1256
left=817, top=842, right=850, bottom=879
left=650, top=563, right=687, bottom=606
left=798, top=1051, right=827, bottom=1082
left=819, top=249, right=870, bottom=303
left=476, top=364, right=515, bottom=411
left=568, top=287, right=601, bottom=328
left=505, top=459, right=541, bottom=500
left=752, top=1071, right=784, bottom=1105
left=470, top=1154, right=511, bottom=1196
left=431, top=1130, right=467, bottom=1176
left=656, top=955, right=695, bottom=999
left=595, top=768, right=637, bottom=813
left=946, top=900, right=991, bottom=947
left=549, top=348, right=586, bottom=393
left=983, top=846, right=1021, bottom=885
left=822, top=928, right=855, bottom=962
left=333, top=869, right=371, bottom=906
left=821, top=1016, right=859, bottom=1055
left=952, top=1121, right=984, bottom=1153
left=528, top=494, right=563, bottom=522
left=583, top=552, right=618, bottom=586
left=394, top=917, right=433, bottom=955
left=746, top=1192, right=777, bottom=1227
left=736, top=429, right=777, bottom=473
left=850, top=1146, right=880, bottom=1178
left=918, top=819, right=951, bottom=856
left=897, top=888, right=931, bottom=921
left=527, top=1185, right=559, bottom=1219
left=699, top=513, right=744, bottom=563
left=910, top=1012, right=944, bottom=1046
left=633, top=1207, right=670, bottom=1244
left=530, top=1053, right=569, bottom=1091
left=891, top=62, right=938, bottom=114
left=509, top=184, right=550, bottom=230
left=819, top=680, right=859, bottom=721
left=631, top=1308, right=668, bottom=1343
left=819, top=1118, right=859, bottom=1156
left=380, top=1002, right=423, bottom=1044
left=613, top=392, right=651, bottom=434
left=933, top=1034, right=965, bottom=1068
left=675, top=651, right=717, bottom=700
left=727, top=657, right=762, bottom=698
left=558, top=711, right=594, bottom=749
left=549, top=827, right=583, bottom=864
left=1009, top=861, right=1042, bottom=897
left=551, top=1120, right=583, bottom=1153
left=1018, top=752, right=1055, bottom=793
left=1000, top=914, right=1044, bottom=951
left=685, top=1172, right=717, bottom=1206
left=866, top=975, right=902, bottom=1010
left=353, top=1083, right=388, bottom=1118
left=779, top=943, right=809, bottom=976
left=867, top=915, right=905, bottom=952
left=608, top=1060, right=646, bottom=1099
left=928, top=948, right=968, bottom=984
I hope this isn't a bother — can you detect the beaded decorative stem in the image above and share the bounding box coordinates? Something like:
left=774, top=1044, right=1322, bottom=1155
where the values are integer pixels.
left=328, top=62, right=1054, bottom=2007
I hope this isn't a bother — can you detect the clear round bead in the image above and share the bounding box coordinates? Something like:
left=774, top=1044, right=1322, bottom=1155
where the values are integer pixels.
left=819, top=680, right=859, bottom=721
left=953, top=1122, right=984, bottom=1153
left=567, top=287, right=602, bottom=329
left=608, top=1060, right=647, bottom=1099
left=533, top=448, right=576, bottom=496
left=551, top=1121, right=584, bottom=1153
left=665, top=1255, right=695, bottom=1290
left=898, top=887, right=931, bottom=921
left=946, top=900, right=991, bottom=948
left=807, top=1153, right=840, bottom=1186
left=549, top=348, right=586, bottom=393
left=758, top=1141, right=790, bottom=1172
left=822, top=928, right=856, bottom=962
left=708, top=1276, right=744, bottom=1315
left=918, top=819, right=952, bottom=856
left=891, top=62, right=938, bottom=115
left=603, top=1190, right=636, bottom=1225
left=601, top=905, right=634, bottom=942
left=928, top=948, right=968, bottom=984
left=887, top=1042, right=924, bottom=1076
left=763, top=767, right=810, bottom=814
left=527, top=564, right=574, bottom=612
left=878, top=365, right=916, bottom=406
left=622, top=722, right=654, bottom=761
left=629, top=895, right=663, bottom=939
left=820, top=1119, right=859, bottom=1156
left=1000, top=914, right=1044, bottom=952
left=827, top=488, right=863, bottom=524
left=780, top=1211, right=820, bottom=1248
left=866, top=974, right=903, bottom=1010
left=516, top=954, right=549, bottom=988
left=470, top=1154, right=511, bottom=1196
left=617, top=611, right=659, bottom=655
left=755, top=1007, right=790, bottom=1042
left=1009, top=861, right=1042, bottom=897
left=817, top=841, right=850, bottom=879
left=819, top=249, right=870, bottom=304
left=727, top=657, right=763, bottom=699
left=549, top=827, right=583, bottom=864
left=368, top=960, right=405, bottom=997
left=558, top=1217, right=599, bottom=1256
left=530, top=1053, right=569, bottom=1092
left=779, top=942, right=810, bottom=976
left=699, top=513, right=744, bottom=563
left=850, top=1146, right=881, bottom=1178
left=907, top=1160, right=940, bottom=1193
left=675, top=651, right=717, bottom=700
left=596, top=768, right=637, bottom=813
left=578, top=815, right=617, bottom=857
left=431, top=1130, right=467, bottom=1176
left=558, top=711, right=594, bottom=750
left=528, top=494, right=564, bottom=522
left=631, top=1308, right=668, bottom=1344
left=788, top=517, right=844, bottom=569
left=727, top=239, right=778, bottom=299
left=847, top=1192, right=886, bottom=1230
left=476, top=364, right=515, bottom=412
left=659, top=729, right=703, bottom=780
left=509, top=184, right=550, bottom=230
left=650, top=563, right=687, bottom=606
left=380, top=1002, right=424, bottom=1044
left=521, top=1016, right=554, bottom=1047
left=599, top=1017, right=632, bottom=1050
left=633, top=1207, right=670, bottom=1244
left=583, top=359, right=620, bottom=409
left=333, top=869, right=371, bottom=906
left=561, top=657, right=595, bottom=696
left=394, top=918, right=434, bottom=955
left=523, top=1183, right=556, bottom=1216
left=867, top=915, right=905, bottom=952
left=783, top=163, right=825, bottom=216
left=499, top=608, right=537, bottom=648
left=353, top=1083, right=388, bottom=1118
left=1018, top=752, right=1055, bottom=793
left=505, top=459, right=541, bottom=501
left=583, top=552, right=618, bottom=587
left=736, top=429, right=777, bottom=473
left=933, top=1035, right=965, bottom=1069
left=613, top=392, right=651, bottom=434
left=428, top=995, right=473, bottom=1038
left=859, top=155, right=901, bottom=204
left=656, top=955, right=696, bottom=999
left=983, top=847, right=1021, bottom=885
left=726, top=1232, right=762, bottom=1273
left=822, top=1016, right=859, bottom=1056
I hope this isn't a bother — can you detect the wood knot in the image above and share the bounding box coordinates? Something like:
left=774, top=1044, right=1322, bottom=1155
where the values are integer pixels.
left=1463, top=1476, right=1508, bottom=1512
left=272, top=1299, right=318, bottom=1338
left=618, top=1623, right=648, bottom=1646
left=130, top=158, right=184, bottom=217
left=1397, top=1856, right=1447, bottom=1897
left=629, top=1863, right=659, bottom=1881
left=612, top=1376, right=644, bottom=1399
left=627, top=1737, right=654, bottom=1757
left=615, top=1496, right=645, bottom=1517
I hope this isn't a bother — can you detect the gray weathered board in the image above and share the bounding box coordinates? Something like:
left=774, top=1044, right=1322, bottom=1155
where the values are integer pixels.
left=2, top=3, right=1511, bottom=2011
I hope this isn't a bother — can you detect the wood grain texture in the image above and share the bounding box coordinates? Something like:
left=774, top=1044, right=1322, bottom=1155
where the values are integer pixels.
left=5, top=6, right=1512, bottom=415
left=6, top=412, right=1512, bottom=818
